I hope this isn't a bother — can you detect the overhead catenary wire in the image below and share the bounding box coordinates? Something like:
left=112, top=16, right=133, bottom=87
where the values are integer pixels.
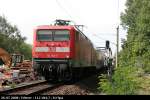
left=81, top=29, right=117, bottom=46
left=55, top=0, right=76, bottom=25
left=92, top=33, right=116, bottom=46
left=55, top=0, right=117, bottom=47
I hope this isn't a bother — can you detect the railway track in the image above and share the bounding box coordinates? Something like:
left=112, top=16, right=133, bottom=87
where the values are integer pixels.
left=0, top=80, right=63, bottom=95
left=0, top=67, right=104, bottom=95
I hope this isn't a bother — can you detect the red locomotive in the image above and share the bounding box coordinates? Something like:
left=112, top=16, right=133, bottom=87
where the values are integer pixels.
left=32, top=20, right=105, bottom=81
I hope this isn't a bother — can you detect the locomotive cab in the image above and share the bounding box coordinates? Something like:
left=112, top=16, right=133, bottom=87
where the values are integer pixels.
left=35, top=29, right=71, bottom=58
left=32, top=25, right=75, bottom=81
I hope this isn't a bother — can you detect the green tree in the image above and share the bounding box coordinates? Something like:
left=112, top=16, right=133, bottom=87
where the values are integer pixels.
left=20, top=43, right=32, bottom=60
left=99, top=0, right=150, bottom=94
left=0, top=16, right=26, bottom=52
left=0, top=15, right=31, bottom=60
left=121, top=0, right=150, bottom=70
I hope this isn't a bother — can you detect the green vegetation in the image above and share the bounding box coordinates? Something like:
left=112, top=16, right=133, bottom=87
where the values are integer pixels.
left=19, top=43, right=32, bottom=60
left=9, top=82, right=16, bottom=89
left=0, top=15, right=32, bottom=60
left=98, top=0, right=150, bottom=95
left=99, top=66, right=144, bottom=95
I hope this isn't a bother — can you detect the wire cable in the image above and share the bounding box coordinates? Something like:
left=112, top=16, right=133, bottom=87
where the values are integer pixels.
left=55, top=0, right=74, bottom=21
left=92, top=33, right=116, bottom=45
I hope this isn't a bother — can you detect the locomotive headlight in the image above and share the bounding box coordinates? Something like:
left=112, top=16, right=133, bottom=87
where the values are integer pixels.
left=66, top=55, right=69, bottom=58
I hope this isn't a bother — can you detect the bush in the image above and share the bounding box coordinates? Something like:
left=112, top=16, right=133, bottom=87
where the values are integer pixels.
left=98, top=66, right=143, bottom=95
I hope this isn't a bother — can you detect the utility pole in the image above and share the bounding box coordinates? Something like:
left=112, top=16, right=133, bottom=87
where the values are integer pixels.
left=116, top=26, right=119, bottom=69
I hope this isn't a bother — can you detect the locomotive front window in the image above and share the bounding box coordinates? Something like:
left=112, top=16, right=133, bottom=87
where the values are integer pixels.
left=36, top=30, right=69, bottom=41
left=37, top=30, right=53, bottom=41
left=54, top=30, right=69, bottom=41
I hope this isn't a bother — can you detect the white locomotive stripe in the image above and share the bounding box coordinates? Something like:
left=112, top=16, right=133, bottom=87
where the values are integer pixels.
left=56, top=47, right=70, bottom=52
left=35, top=47, right=70, bottom=52
left=35, top=47, right=49, bottom=52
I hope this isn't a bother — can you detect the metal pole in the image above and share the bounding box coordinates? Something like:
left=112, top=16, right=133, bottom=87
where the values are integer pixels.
left=116, top=26, right=119, bottom=68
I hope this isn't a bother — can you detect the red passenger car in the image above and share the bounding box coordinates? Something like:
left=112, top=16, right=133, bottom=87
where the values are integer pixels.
left=32, top=20, right=104, bottom=81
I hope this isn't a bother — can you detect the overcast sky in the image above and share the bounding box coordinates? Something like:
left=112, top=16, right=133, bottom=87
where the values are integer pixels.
left=0, top=0, right=126, bottom=55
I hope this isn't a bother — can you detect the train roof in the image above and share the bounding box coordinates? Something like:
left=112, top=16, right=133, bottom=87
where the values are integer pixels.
left=35, top=25, right=94, bottom=46
left=35, top=25, right=75, bottom=30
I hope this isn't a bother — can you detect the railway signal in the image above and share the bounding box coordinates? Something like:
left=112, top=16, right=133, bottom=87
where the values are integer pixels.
left=106, top=40, right=110, bottom=49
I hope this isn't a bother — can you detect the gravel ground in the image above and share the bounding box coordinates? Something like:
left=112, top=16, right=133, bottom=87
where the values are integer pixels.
left=45, top=85, right=91, bottom=95
left=42, top=74, right=103, bottom=95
